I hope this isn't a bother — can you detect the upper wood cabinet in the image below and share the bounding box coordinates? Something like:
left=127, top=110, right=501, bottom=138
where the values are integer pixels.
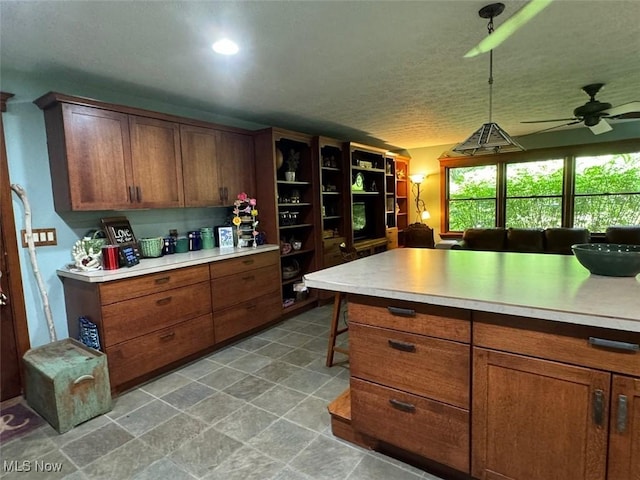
left=128, top=116, right=183, bottom=208
left=35, top=92, right=255, bottom=211
left=45, top=103, right=134, bottom=211
left=180, top=126, right=255, bottom=207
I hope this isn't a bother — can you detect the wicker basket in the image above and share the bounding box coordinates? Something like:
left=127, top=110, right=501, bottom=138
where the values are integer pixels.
left=138, top=237, right=164, bottom=258
left=282, top=259, right=300, bottom=280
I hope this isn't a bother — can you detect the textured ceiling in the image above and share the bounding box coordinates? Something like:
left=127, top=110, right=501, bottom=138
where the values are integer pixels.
left=1, top=0, right=639, bottom=150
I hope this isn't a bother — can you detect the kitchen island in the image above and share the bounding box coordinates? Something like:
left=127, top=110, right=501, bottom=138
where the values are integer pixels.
left=304, top=248, right=640, bottom=480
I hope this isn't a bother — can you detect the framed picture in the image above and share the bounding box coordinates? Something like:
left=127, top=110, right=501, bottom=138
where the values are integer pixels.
left=218, top=226, right=234, bottom=249
left=101, top=216, right=140, bottom=266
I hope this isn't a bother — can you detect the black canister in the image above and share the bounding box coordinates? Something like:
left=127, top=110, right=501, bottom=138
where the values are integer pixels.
left=188, top=230, right=202, bottom=251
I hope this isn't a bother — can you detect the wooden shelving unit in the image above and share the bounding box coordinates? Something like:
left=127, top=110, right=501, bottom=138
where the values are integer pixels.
left=254, top=128, right=320, bottom=314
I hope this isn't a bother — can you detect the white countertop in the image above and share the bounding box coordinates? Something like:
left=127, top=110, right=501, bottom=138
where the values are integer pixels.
left=304, top=248, right=640, bottom=333
left=58, top=245, right=280, bottom=283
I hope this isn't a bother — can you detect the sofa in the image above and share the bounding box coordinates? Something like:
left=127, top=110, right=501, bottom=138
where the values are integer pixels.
left=451, top=227, right=591, bottom=255
left=605, top=225, right=640, bottom=245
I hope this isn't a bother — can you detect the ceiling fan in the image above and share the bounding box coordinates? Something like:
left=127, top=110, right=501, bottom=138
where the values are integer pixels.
left=521, top=83, right=640, bottom=135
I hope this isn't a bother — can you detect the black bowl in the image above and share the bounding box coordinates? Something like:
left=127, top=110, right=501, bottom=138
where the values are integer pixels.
left=571, top=243, right=640, bottom=277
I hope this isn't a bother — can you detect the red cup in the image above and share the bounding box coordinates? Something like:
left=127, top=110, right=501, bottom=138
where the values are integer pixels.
left=102, top=245, right=120, bottom=270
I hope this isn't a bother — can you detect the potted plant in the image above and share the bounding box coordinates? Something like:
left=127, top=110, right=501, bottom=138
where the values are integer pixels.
left=285, top=149, right=300, bottom=182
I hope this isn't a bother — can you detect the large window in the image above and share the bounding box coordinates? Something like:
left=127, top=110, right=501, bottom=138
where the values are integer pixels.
left=574, top=153, right=640, bottom=231
left=440, top=140, right=640, bottom=235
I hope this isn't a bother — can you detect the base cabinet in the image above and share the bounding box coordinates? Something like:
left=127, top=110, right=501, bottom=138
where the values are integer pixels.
left=607, top=376, right=640, bottom=480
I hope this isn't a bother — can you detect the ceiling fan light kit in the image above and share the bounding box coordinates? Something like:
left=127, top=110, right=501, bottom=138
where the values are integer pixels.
left=454, top=2, right=524, bottom=156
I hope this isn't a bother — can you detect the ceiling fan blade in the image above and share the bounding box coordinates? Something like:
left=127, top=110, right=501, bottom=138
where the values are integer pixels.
left=521, top=120, right=582, bottom=136
left=589, top=118, right=613, bottom=135
left=603, top=101, right=640, bottom=118
left=464, top=0, right=554, bottom=58
left=521, top=117, right=578, bottom=124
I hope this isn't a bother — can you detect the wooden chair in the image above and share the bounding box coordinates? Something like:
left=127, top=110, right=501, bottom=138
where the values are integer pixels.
left=325, top=243, right=357, bottom=367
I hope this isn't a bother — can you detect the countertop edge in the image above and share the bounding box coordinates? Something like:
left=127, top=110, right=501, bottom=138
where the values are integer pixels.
left=58, top=245, right=280, bottom=283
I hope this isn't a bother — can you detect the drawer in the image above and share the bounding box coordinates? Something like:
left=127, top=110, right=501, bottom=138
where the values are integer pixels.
left=323, top=236, right=346, bottom=253
left=351, top=377, right=469, bottom=473
left=214, top=291, right=281, bottom=343
left=349, top=295, right=471, bottom=343
left=323, top=250, right=343, bottom=269
left=350, top=323, right=470, bottom=408
left=99, top=265, right=209, bottom=305
left=474, top=312, right=640, bottom=377
left=211, top=264, right=280, bottom=310
left=210, top=250, right=279, bottom=279
left=105, top=313, right=214, bottom=388
left=102, top=281, right=211, bottom=346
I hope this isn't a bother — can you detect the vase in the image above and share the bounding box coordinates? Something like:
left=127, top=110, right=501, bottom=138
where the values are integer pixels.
left=285, top=171, right=296, bottom=182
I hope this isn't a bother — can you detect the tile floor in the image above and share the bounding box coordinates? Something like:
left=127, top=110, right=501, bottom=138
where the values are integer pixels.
left=0, top=304, right=445, bottom=480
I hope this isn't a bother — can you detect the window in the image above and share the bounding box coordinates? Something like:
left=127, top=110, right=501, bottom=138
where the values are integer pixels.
left=448, top=165, right=497, bottom=230
left=574, top=152, right=640, bottom=231
left=440, top=139, right=640, bottom=235
left=505, top=159, right=563, bottom=228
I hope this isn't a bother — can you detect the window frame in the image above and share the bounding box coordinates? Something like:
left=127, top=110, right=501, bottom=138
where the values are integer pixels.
left=439, top=138, right=640, bottom=238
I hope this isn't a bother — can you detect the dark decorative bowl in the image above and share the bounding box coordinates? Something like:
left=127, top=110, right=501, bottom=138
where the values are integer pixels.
left=571, top=243, right=640, bottom=277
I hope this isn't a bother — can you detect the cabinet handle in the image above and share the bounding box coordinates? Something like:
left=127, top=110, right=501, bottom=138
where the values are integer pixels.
left=159, top=332, right=175, bottom=341
left=242, top=275, right=255, bottom=281
left=617, top=395, right=628, bottom=433
left=242, top=259, right=255, bottom=265
left=219, top=187, right=224, bottom=203
left=136, top=186, right=142, bottom=202
left=246, top=303, right=257, bottom=311
left=224, top=187, right=228, bottom=203
left=73, top=374, right=95, bottom=385
left=593, top=389, right=605, bottom=426
left=389, top=398, right=416, bottom=413
left=588, top=337, right=639, bottom=352
left=156, top=296, right=172, bottom=306
left=387, top=306, right=416, bottom=317
left=128, top=186, right=134, bottom=202
left=388, top=339, right=416, bottom=353
left=154, top=276, right=170, bottom=285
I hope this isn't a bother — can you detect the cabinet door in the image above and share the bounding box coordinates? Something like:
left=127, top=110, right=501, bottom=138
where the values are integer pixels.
left=180, top=125, right=223, bottom=207
left=129, top=116, right=184, bottom=208
left=608, top=375, right=640, bottom=480
left=216, top=130, right=255, bottom=204
left=472, top=348, right=609, bottom=480
left=60, top=104, right=133, bottom=210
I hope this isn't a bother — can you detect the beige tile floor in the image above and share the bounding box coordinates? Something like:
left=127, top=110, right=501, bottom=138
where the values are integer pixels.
left=0, top=304, right=445, bottom=480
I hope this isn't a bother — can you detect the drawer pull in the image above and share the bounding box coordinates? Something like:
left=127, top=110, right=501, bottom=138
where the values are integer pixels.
left=156, top=296, right=172, bottom=306
left=387, top=306, right=416, bottom=317
left=617, top=395, right=628, bottom=433
left=246, top=303, right=257, bottom=311
left=242, top=275, right=255, bottom=281
left=73, top=375, right=95, bottom=385
left=242, top=259, right=255, bottom=265
left=389, top=398, right=416, bottom=413
left=388, top=339, right=416, bottom=353
left=588, top=337, right=639, bottom=352
left=154, top=276, right=170, bottom=285
left=159, top=332, right=175, bottom=341
left=593, top=389, right=604, bottom=426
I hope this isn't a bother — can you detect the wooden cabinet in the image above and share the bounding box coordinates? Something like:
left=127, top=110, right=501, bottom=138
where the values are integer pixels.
left=348, top=295, right=471, bottom=473
left=181, top=125, right=255, bottom=207
left=210, top=250, right=281, bottom=342
left=254, top=128, right=320, bottom=314
left=473, top=312, right=640, bottom=480
left=40, top=102, right=134, bottom=211
left=35, top=92, right=254, bottom=211
left=392, top=154, right=410, bottom=245
left=129, top=115, right=183, bottom=208
left=62, top=265, right=212, bottom=393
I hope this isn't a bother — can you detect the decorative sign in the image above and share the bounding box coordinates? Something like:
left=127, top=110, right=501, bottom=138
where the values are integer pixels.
left=101, top=216, right=140, bottom=266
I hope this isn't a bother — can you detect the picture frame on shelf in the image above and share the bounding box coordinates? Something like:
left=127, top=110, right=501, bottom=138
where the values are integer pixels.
left=218, top=226, right=234, bottom=249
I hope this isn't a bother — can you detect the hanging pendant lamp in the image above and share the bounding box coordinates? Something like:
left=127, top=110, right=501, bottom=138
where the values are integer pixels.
left=453, top=3, right=524, bottom=156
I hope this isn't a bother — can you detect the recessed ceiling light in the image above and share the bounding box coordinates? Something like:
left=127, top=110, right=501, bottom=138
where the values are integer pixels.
left=212, top=38, right=239, bottom=55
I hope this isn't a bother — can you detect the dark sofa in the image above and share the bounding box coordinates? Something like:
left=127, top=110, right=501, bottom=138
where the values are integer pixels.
left=451, top=227, right=591, bottom=255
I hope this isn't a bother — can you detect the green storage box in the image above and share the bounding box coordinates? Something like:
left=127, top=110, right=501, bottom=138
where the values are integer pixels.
left=23, top=338, right=112, bottom=433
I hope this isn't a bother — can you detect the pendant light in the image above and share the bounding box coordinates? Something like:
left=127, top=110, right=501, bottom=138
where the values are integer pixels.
left=453, top=3, right=525, bottom=156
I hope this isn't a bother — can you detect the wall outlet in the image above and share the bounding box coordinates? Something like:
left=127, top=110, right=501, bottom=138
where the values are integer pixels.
left=21, top=228, right=57, bottom=247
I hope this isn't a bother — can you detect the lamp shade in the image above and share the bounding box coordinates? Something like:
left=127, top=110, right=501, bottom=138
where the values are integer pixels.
left=453, top=122, right=524, bottom=156
left=409, top=173, right=425, bottom=184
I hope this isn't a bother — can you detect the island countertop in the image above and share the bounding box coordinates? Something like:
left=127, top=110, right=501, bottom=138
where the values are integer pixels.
left=304, top=248, right=640, bottom=333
